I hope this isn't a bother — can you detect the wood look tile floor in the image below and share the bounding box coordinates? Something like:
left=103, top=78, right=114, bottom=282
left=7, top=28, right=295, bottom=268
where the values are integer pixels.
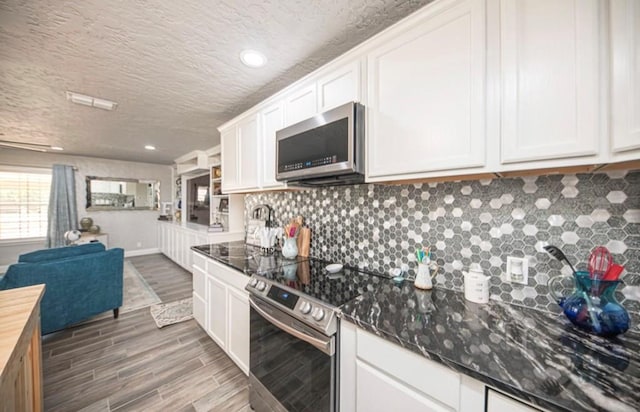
left=42, top=254, right=250, bottom=412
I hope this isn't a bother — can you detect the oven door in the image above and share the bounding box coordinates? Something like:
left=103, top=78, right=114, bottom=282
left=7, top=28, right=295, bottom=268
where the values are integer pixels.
left=249, top=295, right=336, bottom=412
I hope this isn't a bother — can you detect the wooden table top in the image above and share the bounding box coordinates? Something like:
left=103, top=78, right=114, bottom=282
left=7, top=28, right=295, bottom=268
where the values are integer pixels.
left=0, top=284, right=45, bottom=379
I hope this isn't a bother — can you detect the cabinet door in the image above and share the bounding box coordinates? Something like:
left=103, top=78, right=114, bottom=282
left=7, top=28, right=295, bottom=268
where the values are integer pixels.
left=260, top=102, right=287, bottom=189
left=159, top=224, right=167, bottom=256
left=611, top=0, right=640, bottom=155
left=356, top=360, right=453, bottom=412
left=318, top=60, right=361, bottom=112
left=221, top=126, right=239, bottom=192
left=193, top=292, right=206, bottom=329
left=237, top=114, right=260, bottom=190
left=500, top=0, right=601, bottom=164
left=192, top=265, right=206, bottom=299
left=284, top=84, right=317, bottom=126
left=226, top=287, right=250, bottom=375
left=206, top=275, right=227, bottom=349
left=367, top=0, right=486, bottom=178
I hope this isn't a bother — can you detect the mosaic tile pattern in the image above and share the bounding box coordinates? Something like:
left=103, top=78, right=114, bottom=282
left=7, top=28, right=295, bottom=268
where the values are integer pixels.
left=246, top=170, right=640, bottom=318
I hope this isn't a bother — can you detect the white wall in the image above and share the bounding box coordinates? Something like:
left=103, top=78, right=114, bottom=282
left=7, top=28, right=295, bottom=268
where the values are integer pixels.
left=0, top=148, right=173, bottom=266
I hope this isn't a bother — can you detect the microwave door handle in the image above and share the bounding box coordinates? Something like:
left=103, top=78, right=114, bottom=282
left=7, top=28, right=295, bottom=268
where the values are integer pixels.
left=249, top=296, right=334, bottom=356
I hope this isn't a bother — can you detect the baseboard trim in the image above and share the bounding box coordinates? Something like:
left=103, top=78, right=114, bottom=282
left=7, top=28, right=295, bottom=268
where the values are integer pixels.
left=125, top=248, right=161, bottom=258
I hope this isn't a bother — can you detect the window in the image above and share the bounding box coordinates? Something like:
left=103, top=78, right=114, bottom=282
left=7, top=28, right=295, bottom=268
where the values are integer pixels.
left=0, top=167, right=52, bottom=240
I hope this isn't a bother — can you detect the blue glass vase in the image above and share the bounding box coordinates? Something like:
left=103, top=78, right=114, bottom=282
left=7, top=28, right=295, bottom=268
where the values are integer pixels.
left=549, top=271, right=630, bottom=337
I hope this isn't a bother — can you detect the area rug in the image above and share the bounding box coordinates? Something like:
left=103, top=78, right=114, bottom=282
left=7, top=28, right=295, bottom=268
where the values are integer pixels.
left=83, top=260, right=162, bottom=323
left=150, top=298, right=193, bottom=328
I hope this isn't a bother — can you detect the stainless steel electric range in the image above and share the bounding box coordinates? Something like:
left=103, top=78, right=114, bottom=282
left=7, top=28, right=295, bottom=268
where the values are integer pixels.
left=246, top=258, right=374, bottom=412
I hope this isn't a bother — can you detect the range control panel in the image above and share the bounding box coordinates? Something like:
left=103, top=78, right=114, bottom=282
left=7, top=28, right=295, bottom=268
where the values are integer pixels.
left=246, top=275, right=337, bottom=336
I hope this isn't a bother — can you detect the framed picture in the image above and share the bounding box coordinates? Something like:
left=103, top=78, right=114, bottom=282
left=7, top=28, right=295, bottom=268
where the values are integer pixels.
left=218, top=198, right=229, bottom=212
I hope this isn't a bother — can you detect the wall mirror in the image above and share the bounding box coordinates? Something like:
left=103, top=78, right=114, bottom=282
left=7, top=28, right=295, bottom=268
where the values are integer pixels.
left=86, top=176, right=159, bottom=210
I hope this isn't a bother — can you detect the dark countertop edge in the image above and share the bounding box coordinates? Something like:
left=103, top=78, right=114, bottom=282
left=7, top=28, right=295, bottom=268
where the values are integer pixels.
left=339, top=312, right=569, bottom=412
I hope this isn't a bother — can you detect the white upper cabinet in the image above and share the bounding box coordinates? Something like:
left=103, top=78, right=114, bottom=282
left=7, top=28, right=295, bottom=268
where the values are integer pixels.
left=220, top=126, right=239, bottom=192
left=367, top=0, right=487, bottom=180
left=236, top=114, right=260, bottom=190
left=284, top=84, right=318, bottom=127
left=220, top=113, right=261, bottom=193
left=499, top=0, right=602, bottom=165
left=610, top=0, right=640, bottom=157
left=260, top=102, right=287, bottom=189
left=317, top=60, right=362, bottom=112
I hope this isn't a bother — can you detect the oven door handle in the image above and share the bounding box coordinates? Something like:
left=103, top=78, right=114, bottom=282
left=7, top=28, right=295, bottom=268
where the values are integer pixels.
left=249, top=296, right=335, bottom=356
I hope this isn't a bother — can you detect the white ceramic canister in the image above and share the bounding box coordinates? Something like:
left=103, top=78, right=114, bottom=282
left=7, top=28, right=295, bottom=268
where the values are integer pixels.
left=464, top=265, right=490, bottom=304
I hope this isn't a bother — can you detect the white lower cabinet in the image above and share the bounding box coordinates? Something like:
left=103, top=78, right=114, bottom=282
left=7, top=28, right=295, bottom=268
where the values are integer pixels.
left=158, top=221, right=243, bottom=270
left=192, top=252, right=250, bottom=375
left=206, top=274, right=227, bottom=349
left=226, top=287, right=250, bottom=373
left=340, top=321, right=544, bottom=412
left=192, top=257, right=207, bottom=329
left=356, top=360, right=452, bottom=412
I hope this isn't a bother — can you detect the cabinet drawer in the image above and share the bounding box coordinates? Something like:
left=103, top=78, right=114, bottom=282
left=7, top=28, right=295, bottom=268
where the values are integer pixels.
left=208, top=259, right=249, bottom=292
left=356, top=328, right=460, bottom=409
left=356, top=360, right=453, bottom=412
left=192, top=252, right=207, bottom=272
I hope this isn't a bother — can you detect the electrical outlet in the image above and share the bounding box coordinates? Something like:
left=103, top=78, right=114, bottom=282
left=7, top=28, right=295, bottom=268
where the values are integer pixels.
left=136, top=242, right=142, bottom=248
left=506, top=256, right=528, bottom=285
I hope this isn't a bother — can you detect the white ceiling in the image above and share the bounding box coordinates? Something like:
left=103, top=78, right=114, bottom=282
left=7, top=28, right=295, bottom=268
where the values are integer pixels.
left=0, top=0, right=433, bottom=164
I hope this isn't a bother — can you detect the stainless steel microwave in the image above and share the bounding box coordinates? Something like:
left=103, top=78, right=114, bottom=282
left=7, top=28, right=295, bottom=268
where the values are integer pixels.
left=275, top=101, right=364, bottom=187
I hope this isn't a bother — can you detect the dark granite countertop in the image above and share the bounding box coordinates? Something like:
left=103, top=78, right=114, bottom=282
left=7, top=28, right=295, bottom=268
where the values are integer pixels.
left=191, top=242, right=640, bottom=411
left=341, top=279, right=640, bottom=412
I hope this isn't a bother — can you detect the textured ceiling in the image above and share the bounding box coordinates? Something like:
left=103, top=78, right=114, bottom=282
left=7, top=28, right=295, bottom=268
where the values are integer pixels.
left=0, top=0, right=433, bottom=164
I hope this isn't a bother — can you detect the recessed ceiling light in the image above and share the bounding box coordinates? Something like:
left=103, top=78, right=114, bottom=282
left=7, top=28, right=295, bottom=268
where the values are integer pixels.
left=144, top=145, right=156, bottom=150
left=66, top=91, right=118, bottom=111
left=50, top=146, right=64, bottom=151
left=240, top=50, right=267, bottom=68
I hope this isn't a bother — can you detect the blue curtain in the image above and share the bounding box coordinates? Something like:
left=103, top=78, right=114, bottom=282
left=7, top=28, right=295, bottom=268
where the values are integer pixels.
left=47, top=164, right=78, bottom=248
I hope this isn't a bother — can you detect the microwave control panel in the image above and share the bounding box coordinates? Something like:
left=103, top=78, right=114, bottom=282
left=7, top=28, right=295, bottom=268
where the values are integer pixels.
left=281, top=155, right=338, bottom=172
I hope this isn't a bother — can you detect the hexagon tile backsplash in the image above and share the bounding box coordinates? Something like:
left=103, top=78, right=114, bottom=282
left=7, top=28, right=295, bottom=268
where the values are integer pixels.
left=246, top=170, right=640, bottom=319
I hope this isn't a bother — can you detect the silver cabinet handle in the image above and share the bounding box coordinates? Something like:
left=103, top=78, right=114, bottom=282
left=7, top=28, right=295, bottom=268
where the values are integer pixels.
left=249, top=296, right=335, bottom=356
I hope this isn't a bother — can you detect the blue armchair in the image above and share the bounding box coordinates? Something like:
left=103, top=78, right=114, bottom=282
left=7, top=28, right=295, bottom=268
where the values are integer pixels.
left=0, top=242, right=124, bottom=334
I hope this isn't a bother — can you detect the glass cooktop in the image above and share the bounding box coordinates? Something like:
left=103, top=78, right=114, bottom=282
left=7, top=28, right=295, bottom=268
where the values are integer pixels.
left=255, top=258, right=378, bottom=308
left=191, top=242, right=310, bottom=276
left=192, top=241, right=382, bottom=309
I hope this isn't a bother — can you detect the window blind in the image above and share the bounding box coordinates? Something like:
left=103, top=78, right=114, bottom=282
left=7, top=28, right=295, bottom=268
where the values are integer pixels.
left=0, top=169, right=52, bottom=240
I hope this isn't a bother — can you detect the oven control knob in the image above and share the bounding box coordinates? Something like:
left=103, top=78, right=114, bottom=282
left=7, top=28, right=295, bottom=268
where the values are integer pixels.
left=256, top=281, right=267, bottom=292
left=249, top=278, right=258, bottom=288
left=312, top=308, right=325, bottom=322
left=300, top=302, right=312, bottom=314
